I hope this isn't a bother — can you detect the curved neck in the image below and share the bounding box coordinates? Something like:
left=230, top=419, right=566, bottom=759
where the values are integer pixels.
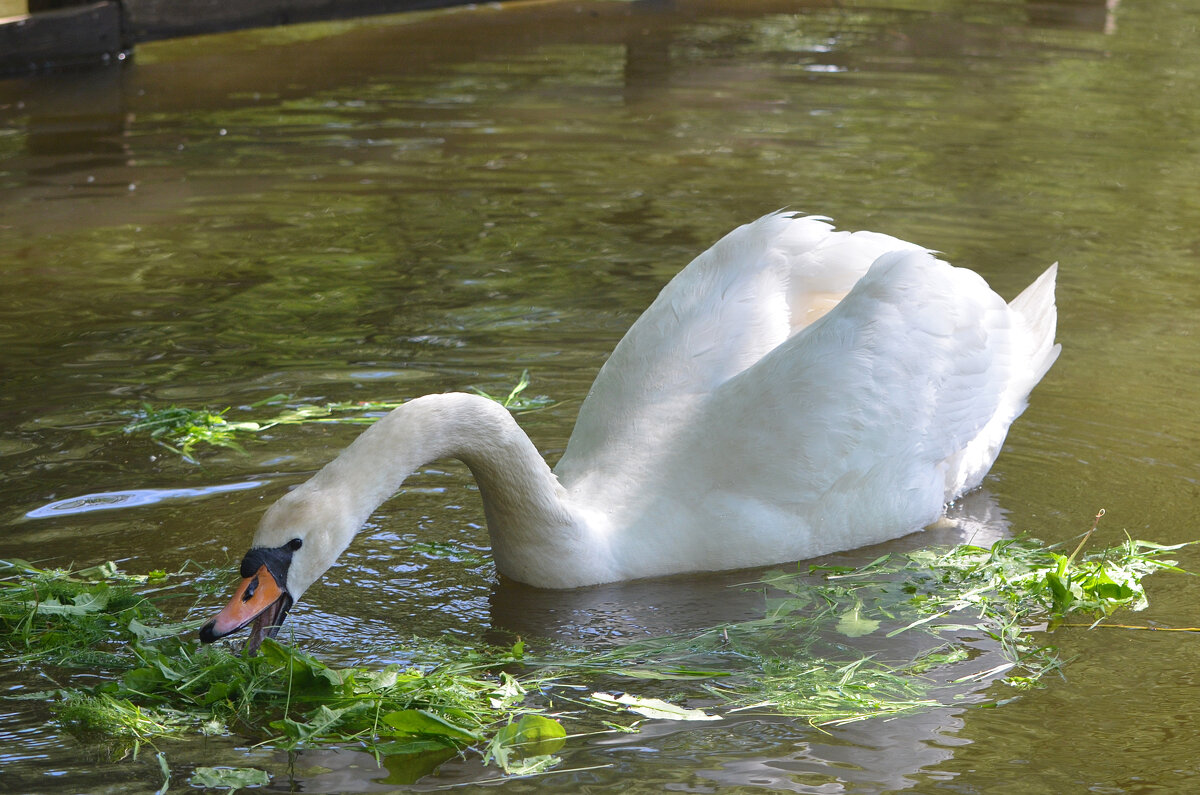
left=258, top=392, right=595, bottom=592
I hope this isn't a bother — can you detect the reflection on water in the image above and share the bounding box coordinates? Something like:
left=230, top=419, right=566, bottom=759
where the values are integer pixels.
left=2, top=0, right=1199, bottom=791
left=487, top=488, right=1010, bottom=647
left=24, top=479, right=265, bottom=518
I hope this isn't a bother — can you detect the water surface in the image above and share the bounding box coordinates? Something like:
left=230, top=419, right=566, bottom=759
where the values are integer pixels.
left=2, top=0, right=1199, bottom=791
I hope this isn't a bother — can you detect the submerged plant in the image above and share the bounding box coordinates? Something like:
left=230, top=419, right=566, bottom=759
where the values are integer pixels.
left=1, top=524, right=1190, bottom=779
left=118, top=372, right=554, bottom=462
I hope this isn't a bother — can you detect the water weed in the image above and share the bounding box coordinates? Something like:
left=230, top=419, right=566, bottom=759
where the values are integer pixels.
left=118, top=373, right=554, bottom=462
left=1, top=521, right=1189, bottom=779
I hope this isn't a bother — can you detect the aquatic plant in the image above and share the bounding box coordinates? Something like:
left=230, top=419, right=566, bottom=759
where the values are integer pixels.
left=118, top=371, right=554, bottom=462
left=0, top=522, right=1189, bottom=780
left=0, top=558, right=178, bottom=668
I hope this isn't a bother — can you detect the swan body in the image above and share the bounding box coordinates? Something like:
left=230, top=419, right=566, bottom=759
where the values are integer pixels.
left=201, top=212, right=1059, bottom=649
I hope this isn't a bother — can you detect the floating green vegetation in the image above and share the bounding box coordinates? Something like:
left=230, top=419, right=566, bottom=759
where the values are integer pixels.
left=0, top=558, right=192, bottom=668
left=1, top=524, right=1191, bottom=781
left=467, top=369, right=556, bottom=412
left=119, top=371, right=554, bottom=462
left=189, top=765, right=271, bottom=792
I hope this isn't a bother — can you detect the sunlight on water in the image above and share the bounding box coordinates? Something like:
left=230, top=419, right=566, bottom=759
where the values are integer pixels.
left=25, top=481, right=265, bottom=519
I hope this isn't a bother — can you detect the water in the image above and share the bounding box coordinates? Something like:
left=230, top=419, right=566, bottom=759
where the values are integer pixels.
left=2, top=0, right=1199, bottom=791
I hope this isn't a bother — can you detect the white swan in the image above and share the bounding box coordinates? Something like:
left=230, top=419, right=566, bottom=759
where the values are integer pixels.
left=200, top=212, right=1059, bottom=651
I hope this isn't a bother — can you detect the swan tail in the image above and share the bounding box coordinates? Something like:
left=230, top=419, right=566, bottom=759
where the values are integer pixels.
left=1008, top=263, right=1062, bottom=390
left=943, top=263, right=1060, bottom=500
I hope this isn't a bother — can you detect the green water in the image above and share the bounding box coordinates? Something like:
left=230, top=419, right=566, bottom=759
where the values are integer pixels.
left=2, top=0, right=1199, bottom=791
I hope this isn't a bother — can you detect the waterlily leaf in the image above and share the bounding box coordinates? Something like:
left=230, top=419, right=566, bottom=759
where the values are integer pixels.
left=591, top=692, right=721, bottom=721
left=189, top=766, right=271, bottom=790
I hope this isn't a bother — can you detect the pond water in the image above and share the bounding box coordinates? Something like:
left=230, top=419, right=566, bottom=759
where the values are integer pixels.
left=2, top=0, right=1199, bottom=791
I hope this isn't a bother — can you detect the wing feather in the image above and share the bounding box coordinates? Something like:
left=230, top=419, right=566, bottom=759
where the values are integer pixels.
left=659, top=250, right=1019, bottom=554
left=554, top=213, right=921, bottom=496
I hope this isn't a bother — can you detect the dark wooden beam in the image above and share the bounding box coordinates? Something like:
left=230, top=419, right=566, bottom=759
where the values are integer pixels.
left=122, top=0, right=482, bottom=44
left=0, top=0, right=485, bottom=77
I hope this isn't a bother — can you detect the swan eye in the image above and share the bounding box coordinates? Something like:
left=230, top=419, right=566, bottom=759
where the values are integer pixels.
left=287, top=538, right=303, bottom=551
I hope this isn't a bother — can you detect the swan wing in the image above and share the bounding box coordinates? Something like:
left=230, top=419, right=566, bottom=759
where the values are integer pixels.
left=645, top=250, right=1057, bottom=566
left=554, top=212, right=923, bottom=493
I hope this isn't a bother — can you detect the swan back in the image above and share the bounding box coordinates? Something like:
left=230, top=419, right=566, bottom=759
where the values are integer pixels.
left=555, top=213, right=923, bottom=500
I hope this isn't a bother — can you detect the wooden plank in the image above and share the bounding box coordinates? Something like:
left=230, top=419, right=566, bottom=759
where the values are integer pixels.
left=122, top=0, right=481, bottom=44
left=0, top=1, right=123, bottom=75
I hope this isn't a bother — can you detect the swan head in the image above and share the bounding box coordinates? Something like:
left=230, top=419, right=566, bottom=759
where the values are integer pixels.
left=198, top=487, right=357, bottom=654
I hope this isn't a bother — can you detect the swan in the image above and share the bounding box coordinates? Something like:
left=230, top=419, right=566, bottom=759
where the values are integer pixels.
left=199, top=211, right=1059, bottom=652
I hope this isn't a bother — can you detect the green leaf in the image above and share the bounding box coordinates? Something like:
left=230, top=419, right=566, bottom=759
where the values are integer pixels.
left=202, top=680, right=234, bottom=705
left=29, top=592, right=109, bottom=615
left=128, top=617, right=196, bottom=640
left=492, top=714, right=566, bottom=756
left=75, top=561, right=120, bottom=580
left=272, top=704, right=360, bottom=744
left=122, top=666, right=167, bottom=695
left=380, top=709, right=479, bottom=743
left=615, top=666, right=728, bottom=681
left=1045, top=570, right=1072, bottom=613
left=835, top=605, right=881, bottom=638
left=154, top=752, right=171, bottom=795
left=189, top=766, right=271, bottom=790
left=488, top=673, right=526, bottom=708
left=1087, top=570, right=1134, bottom=601
left=257, top=639, right=347, bottom=694
left=493, top=753, right=561, bottom=776
left=483, top=714, right=566, bottom=773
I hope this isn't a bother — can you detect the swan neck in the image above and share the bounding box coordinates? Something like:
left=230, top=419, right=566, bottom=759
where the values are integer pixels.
left=304, top=393, right=573, bottom=576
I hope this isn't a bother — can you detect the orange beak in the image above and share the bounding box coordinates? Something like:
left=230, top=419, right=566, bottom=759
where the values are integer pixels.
left=199, top=564, right=292, bottom=655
